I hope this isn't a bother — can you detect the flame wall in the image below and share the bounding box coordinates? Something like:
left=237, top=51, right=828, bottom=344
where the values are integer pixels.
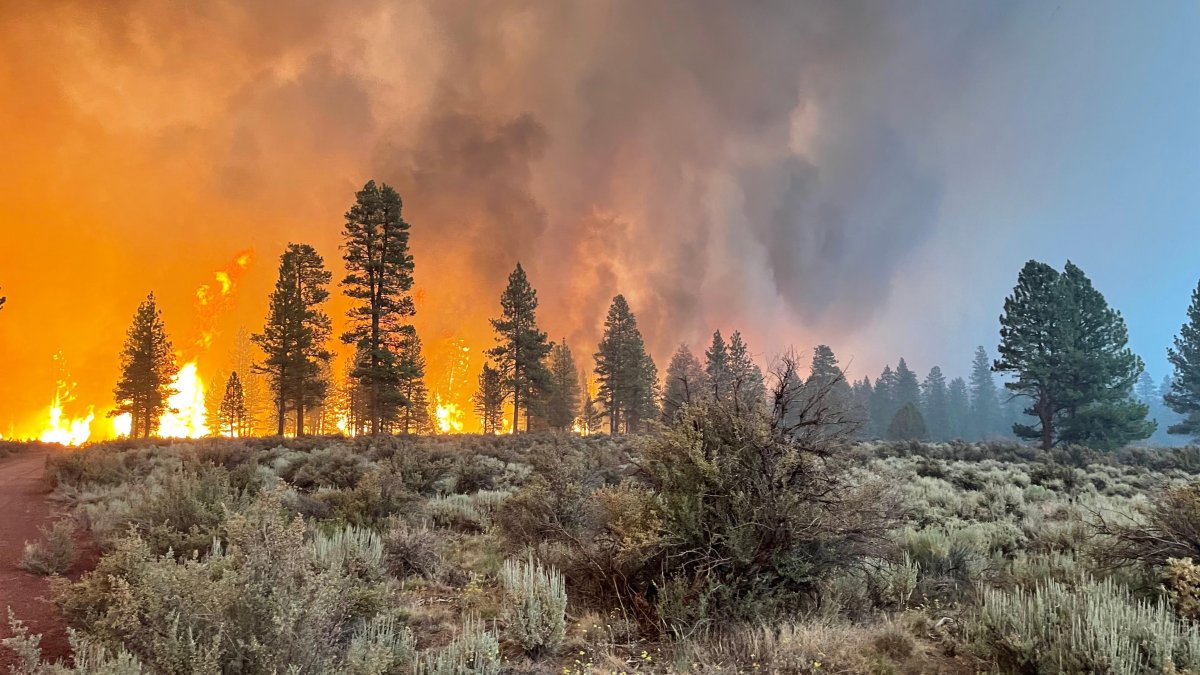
left=0, top=1, right=1019, bottom=438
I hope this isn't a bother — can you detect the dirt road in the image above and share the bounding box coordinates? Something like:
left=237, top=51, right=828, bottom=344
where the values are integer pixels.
left=0, top=448, right=74, bottom=668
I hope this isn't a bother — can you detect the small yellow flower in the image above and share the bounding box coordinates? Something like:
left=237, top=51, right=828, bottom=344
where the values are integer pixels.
left=813, top=661, right=822, bottom=669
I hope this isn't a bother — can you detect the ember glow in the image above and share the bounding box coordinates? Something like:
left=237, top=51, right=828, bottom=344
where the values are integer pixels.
left=38, top=355, right=94, bottom=446
left=158, top=361, right=209, bottom=439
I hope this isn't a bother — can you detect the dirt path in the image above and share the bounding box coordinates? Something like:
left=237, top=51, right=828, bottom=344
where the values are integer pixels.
left=0, top=447, right=82, bottom=668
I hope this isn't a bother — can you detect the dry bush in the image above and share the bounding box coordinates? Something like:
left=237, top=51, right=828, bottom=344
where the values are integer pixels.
left=20, top=520, right=78, bottom=576
left=1092, top=483, right=1200, bottom=570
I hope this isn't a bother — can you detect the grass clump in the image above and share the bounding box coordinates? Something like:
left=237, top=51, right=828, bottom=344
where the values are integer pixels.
left=20, top=519, right=78, bottom=576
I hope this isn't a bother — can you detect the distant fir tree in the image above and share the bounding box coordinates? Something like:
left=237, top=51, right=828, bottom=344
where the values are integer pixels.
left=341, top=180, right=417, bottom=436
left=111, top=293, right=178, bottom=439
left=254, top=243, right=332, bottom=436
left=704, top=331, right=734, bottom=404
left=488, top=263, right=552, bottom=433
left=230, top=327, right=266, bottom=435
left=218, top=372, right=247, bottom=438
left=544, top=340, right=581, bottom=431
left=473, top=363, right=505, bottom=434
left=947, top=377, right=971, bottom=440
left=995, top=260, right=1153, bottom=450
left=1136, top=371, right=1157, bottom=403
left=662, top=344, right=707, bottom=424
left=1166, top=278, right=1200, bottom=440
left=728, top=331, right=766, bottom=414
left=893, top=358, right=921, bottom=411
left=870, top=365, right=898, bottom=439
left=203, top=371, right=227, bottom=436
left=969, top=346, right=1003, bottom=440
left=851, top=377, right=875, bottom=438
left=395, top=328, right=430, bottom=434
left=921, top=366, right=950, bottom=441
left=801, top=345, right=854, bottom=426
left=888, top=403, right=928, bottom=441
left=593, top=295, right=657, bottom=434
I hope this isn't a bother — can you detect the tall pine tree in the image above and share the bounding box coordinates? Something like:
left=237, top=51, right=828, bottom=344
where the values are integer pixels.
left=594, top=295, right=657, bottom=434
left=395, top=327, right=430, bottom=434
left=947, top=377, right=970, bottom=440
left=969, top=346, right=1002, bottom=440
left=995, top=260, right=1152, bottom=450
left=488, top=263, right=551, bottom=433
left=545, top=340, right=581, bottom=430
left=1166, top=277, right=1200, bottom=440
left=473, top=363, right=505, bottom=434
left=111, top=293, right=178, bottom=439
left=704, top=331, right=734, bottom=404
left=870, top=365, right=898, bottom=439
left=921, top=366, right=950, bottom=441
left=894, top=358, right=921, bottom=411
left=341, top=180, right=417, bottom=436
left=218, top=372, right=247, bottom=438
left=728, top=331, right=766, bottom=414
left=253, top=243, right=332, bottom=436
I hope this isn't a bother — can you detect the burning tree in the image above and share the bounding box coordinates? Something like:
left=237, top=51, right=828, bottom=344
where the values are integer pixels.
left=473, top=363, right=505, bottom=434
left=253, top=243, right=332, bottom=436
left=111, top=293, right=179, bottom=439
left=488, top=263, right=551, bottom=433
left=340, top=180, right=417, bottom=436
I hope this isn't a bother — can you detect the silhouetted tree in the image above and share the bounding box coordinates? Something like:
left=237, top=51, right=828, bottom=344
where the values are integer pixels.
left=969, top=346, right=1002, bottom=440
left=111, top=293, right=178, bottom=439
left=580, top=372, right=603, bottom=435
left=705, top=331, right=733, bottom=404
left=488, top=263, right=552, bottom=433
left=1167, top=278, right=1200, bottom=440
left=888, top=403, right=928, bottom=441
left=995, top=260, right=1153, bottom=450
left=728, top=331, right=766, bottom=413
left=851, top=377, right=874, bottom=438
left=341, top=180, right=416, bottom=436
left=218, top=372, right=247, bottom=437
left=947, top=377, right=970, bottom=440
left=894, top=358, right=921, bottom=411
left=870, top=365, right=898, bottom=438
left=396, top=328, right=430, bottom=434
left=473, top=363, right=505, bottom=434
left=545, top=340, right=581, bottom=431
left=594, top=295, right=657, bottom=434
left=662, top=344, right=707, bottom=423
left=921, top=366, right=950, bottom=441
left=254, top=244, right=332, bottom=436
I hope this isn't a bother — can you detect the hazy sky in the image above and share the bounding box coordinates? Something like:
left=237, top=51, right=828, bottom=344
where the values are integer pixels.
left=0, top=0, right=1197, bottom=435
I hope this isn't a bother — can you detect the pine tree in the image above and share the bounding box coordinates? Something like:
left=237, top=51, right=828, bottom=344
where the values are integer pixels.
left=728, top=331, right=766, bottom=414
left=969, top=346, right=1002, bottom=441
left=852, top=377, right=875, bottom=438
left=204, top=371, right=227, bottom=436
left=894, top=358, right=921, bottom=411
left=921, top=366, right=950, bottom=441
left=593, top=295, right=657, bottom=434
left=341, top=180, right=417, bottom=436
left=888, top=403, right=928, bottom=441
left=395, top=327, right=430, bottom=434
left=488, top=263, right=552, bottom=433
left=543, top=340, right=581, bottom=431
left=231, top=327, right=266, bottom=436
left=662, top=344, right=707, bottom=424
left=995, top=260, right=1153, bottom=450
left=218, top=372, right=247, bottom=437
left=473, top=363, right=505, bottom=434
left=1166, top=278, right=1200, bottom=440
left=800, top=345, right=854, bottom=424
left=253, top=244, right=332, bottom=436
left=870, top=365, right=898, bottom=439
left=705, top=331, right=734, bottom=404
left=947, top=377, right=970, bottom=440
left=111, top=293, right=178, bottom=439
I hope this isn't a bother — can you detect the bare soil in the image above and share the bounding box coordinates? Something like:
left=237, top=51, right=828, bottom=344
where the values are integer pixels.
left=0, top=447, right=96, bottom=668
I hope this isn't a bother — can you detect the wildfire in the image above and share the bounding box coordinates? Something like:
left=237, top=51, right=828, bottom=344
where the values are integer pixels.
left=430, top=337, right=473, bottom=433
left=435, top=396, right=465, bottom=434
left=158, top=361, right=209, bottom=438
left=38, top=354, right=95, bottom=446
left=195, top=249, right=254, bottom=350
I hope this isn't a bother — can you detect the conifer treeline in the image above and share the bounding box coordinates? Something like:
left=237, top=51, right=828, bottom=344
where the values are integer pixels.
left=102, top=181, right=1200, bottom=448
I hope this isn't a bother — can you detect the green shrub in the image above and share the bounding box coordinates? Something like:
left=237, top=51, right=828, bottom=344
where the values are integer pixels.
left=498, top=555, right=567, bottom=654
left=975, top=577, right=1200, bottom=673
left=416, top=619, right=500, bottom=675
left=20, top=520, right=78, bottom=576
left=344, top=614, right=416, bottom=675
left=4, top=611, right=145, bottom=675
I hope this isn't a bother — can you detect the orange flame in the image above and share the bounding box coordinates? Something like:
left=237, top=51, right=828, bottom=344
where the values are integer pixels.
left=38, top=353, right=95, bottom=446
left=158, top=361, right=209, bottom=438
left=195, top=249, right=254, bottom=350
